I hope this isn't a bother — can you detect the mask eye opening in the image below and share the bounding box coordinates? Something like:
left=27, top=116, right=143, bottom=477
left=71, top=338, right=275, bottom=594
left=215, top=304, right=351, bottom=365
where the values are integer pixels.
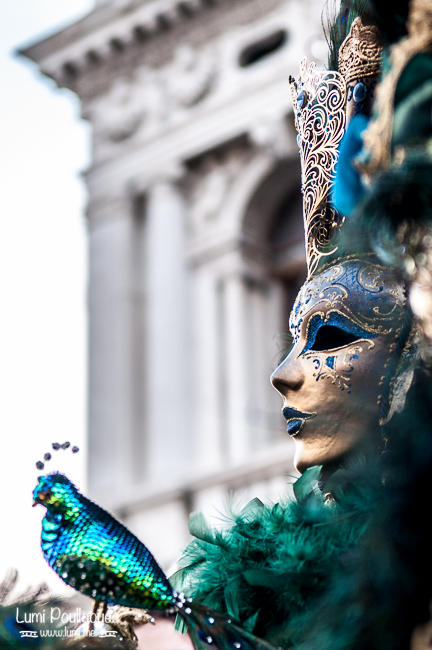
left=300, top=312, right=377, bottom=356
left=310, top=325, right=363, bottom=352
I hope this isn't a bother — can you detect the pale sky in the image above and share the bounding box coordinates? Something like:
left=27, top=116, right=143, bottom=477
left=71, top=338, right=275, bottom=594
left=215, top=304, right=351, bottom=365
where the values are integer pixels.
left=0, top=0, right=94, bottom=593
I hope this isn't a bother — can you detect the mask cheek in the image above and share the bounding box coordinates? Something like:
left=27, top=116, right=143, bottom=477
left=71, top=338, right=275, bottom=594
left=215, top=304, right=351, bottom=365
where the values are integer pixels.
left=303, top=350, right=354, bottom=394
left=304, top=340, right=380, bottom=397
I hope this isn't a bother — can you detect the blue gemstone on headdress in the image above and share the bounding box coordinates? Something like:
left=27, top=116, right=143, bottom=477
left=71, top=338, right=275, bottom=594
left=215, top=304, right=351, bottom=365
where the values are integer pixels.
left=353, top=82, right=367, bottom=103
left=296, top=89, right=308, bottom=111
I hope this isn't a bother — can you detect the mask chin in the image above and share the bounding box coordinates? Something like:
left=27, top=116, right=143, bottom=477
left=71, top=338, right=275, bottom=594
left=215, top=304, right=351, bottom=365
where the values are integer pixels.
left=294, top=422, right=382, bottom=475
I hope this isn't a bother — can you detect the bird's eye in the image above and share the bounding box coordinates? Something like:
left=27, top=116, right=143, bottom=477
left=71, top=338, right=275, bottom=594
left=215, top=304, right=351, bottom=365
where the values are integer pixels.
left=310, top=325, right=362, bottom=351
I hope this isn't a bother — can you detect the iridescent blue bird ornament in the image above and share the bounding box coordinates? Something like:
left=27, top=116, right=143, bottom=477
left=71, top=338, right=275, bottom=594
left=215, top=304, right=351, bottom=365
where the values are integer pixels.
left=33, top=471, right=280, bottom=650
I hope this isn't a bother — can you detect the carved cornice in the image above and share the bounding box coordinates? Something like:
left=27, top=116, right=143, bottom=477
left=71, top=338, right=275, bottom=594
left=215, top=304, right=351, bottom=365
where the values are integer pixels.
left=18, top=0, right=254, bottom=93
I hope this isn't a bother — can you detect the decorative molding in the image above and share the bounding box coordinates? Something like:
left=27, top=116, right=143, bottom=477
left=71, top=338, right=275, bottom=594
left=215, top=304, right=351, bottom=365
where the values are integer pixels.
left=86, top=64, right=169, bottom=146
left=126, top=160, right=187, bottom=196
left=166, top=44, right=218, bottom=108
left=19, top=0, right=289, bottom=94
left=99, top=78, right=147, bottom=142
left=190, top=163, right=232, bottom=227
left=20, top=0, right=220, bottom=88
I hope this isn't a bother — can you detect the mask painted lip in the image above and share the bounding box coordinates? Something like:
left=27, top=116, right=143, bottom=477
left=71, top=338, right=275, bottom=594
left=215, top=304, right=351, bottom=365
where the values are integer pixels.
left=282, top=406, right=316, bottom=437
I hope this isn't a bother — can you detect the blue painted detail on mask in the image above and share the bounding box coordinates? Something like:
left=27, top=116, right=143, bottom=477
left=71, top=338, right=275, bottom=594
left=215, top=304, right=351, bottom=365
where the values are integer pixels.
left=290, top=260, right=394, bottom=349
left=300, top=311, right=377, bottom=356
left=287, top=419, right=303, bottom=435
left=283, top=407, right=314, bottom=420
left=326, top=356, right=335, bottom=369
left=292, top=317, right=303, bottom=344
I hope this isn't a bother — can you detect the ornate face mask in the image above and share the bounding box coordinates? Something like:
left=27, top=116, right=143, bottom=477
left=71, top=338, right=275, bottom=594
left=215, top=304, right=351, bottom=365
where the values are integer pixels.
left=271, top=258, right=407, bottom=473
left=275, top=17, right=398, bottom=473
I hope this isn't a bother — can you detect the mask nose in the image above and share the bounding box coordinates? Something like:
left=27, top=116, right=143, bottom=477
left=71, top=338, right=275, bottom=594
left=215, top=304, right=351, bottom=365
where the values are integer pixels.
left=270, top=354, right=305, bottom=398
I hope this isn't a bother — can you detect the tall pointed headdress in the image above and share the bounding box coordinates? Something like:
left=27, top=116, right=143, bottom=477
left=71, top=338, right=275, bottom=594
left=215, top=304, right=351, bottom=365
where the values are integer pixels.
left=289, top=16, right=383, bottom=278
left=289, top=61, right=346, bottom=278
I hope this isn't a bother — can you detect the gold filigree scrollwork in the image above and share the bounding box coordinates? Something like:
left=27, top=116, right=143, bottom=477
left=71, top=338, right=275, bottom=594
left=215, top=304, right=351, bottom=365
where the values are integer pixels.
left=289, top=260, right=406, bottom=343
left=306, top=342, right=374, bottom=392
left=338, top=18, right=383, bottom=86
left=290, top=58, right=347, bottom=279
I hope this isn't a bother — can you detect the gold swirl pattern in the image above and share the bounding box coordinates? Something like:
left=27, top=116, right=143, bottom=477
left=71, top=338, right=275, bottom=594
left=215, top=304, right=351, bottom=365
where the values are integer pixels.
left=290, top=259, right=407, bottom=344
left=305, top=341, right=375, bottom=392
left=290, top=58, right=347, bottom=279
left=338, top=18, right=383, bottom=87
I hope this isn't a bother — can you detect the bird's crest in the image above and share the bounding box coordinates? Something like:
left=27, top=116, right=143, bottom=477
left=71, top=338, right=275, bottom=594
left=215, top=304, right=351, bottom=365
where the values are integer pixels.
left=35, top=441, right=79, bottom=472
left=33, top=442, right=81, bottom=517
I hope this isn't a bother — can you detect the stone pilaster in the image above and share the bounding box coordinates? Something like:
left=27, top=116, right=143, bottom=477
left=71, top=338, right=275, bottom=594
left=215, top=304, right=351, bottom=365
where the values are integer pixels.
left=224, top=272, right=250, bottom=463
left=192, top=268, right=224, bottom=470
left=87, top=194, right=136, bottom=502
left=144, top=174, right=192, bottom=480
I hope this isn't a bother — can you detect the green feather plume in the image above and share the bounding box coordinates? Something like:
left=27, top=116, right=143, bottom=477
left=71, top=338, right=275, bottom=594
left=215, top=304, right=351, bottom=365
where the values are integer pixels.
left=173, top=367, right=432, bottom=650
left=173, top=462, right=379, bottom=645
left=322, top=0, right=378, bottom=71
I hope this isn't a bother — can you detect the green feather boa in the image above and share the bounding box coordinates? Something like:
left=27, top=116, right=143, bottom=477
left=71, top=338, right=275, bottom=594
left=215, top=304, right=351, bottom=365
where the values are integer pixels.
left=173, top=373, right=432, bottom=650
left=172, top=463, right=380, bottom=647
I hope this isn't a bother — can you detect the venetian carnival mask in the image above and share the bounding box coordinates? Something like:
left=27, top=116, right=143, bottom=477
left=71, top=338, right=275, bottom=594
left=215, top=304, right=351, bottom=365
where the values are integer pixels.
left=271, top=258, right=407, bottom=473
left=271, top=19, right=411, bottom=472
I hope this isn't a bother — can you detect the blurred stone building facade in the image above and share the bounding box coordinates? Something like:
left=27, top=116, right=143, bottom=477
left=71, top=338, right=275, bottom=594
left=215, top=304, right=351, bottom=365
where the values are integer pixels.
left=24, top=0, right=325, bottom=568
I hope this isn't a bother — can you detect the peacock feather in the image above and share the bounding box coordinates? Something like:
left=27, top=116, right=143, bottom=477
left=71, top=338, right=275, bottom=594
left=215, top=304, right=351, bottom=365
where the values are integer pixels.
left=322, top=0, right=377, bottom=71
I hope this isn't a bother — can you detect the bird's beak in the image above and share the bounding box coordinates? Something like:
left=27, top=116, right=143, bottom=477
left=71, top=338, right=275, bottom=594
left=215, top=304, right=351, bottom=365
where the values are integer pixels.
left=32, top=500, right=38, bottom=507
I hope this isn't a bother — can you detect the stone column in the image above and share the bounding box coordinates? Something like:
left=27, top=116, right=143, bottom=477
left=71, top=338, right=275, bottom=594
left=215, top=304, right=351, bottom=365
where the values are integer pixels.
left=224, top=272, right=250, bottom=463
left=144, top=174, right=191, bottom=480
left=87, top=195, right=135, bottom=504
left=192, top=268, right=224, bottom=471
